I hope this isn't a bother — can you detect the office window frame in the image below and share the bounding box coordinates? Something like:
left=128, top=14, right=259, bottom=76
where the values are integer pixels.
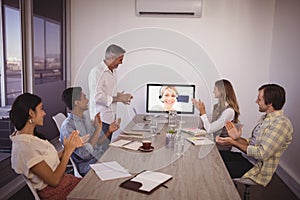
left=0, top=0, right=66, bottom=107
left=0, top=0, right=23, bottom=106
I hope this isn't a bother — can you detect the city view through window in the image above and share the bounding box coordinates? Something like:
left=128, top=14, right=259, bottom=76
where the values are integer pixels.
left=1, top=0, right=63, bottom=106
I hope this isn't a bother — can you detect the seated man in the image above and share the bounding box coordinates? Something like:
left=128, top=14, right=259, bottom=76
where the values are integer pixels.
left=216, top=83, right=293, bottom=186
left=60, top=87, right=120, bottom=176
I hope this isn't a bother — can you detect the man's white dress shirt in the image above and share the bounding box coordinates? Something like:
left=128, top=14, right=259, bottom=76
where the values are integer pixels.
left=88, top=60, right=117, bottom=124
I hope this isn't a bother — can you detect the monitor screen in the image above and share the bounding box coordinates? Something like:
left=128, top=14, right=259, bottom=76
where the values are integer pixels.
left=146, top=83, right=195, bottom=114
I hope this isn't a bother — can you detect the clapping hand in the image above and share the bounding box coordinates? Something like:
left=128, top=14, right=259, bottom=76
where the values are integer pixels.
left=80, top=134, right=90, bottom=144
left=225, top=121, right=242, bottom=139
left=116, top=91, right=133, bottom=105
left=192, top=98, right=206, bottom=115
left=215, top=135, right=234, bottom=145
left=92, top=112, right=102, bottom=131
left=109, top=118, right=121, bottom=133
left=63, top=130, right=85, bottom=153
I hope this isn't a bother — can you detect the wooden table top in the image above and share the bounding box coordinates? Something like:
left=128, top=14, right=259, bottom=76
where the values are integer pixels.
left=67, top=115, right=240, bottom=200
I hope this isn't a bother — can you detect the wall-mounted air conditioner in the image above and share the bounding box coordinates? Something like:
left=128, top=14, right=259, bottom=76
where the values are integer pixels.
left=135, top=0, right=203, bottom=18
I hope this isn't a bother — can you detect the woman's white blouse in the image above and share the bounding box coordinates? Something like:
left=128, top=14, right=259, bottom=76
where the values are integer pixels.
left=10, top=133, right=60, bottom=190
left=200, top=107, right=235, bottom=133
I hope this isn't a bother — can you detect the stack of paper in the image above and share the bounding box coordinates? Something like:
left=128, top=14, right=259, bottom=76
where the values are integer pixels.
left=90, top=161, right=131, bottom=181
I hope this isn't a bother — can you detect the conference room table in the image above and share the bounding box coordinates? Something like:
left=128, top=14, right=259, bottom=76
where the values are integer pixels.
left=67, top=114, right=241, bottom=200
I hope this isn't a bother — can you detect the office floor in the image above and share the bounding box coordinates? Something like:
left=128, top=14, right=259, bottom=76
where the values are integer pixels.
left=236, top=173, right=299, bottom=200
left=7, top=172, right=299, bottom=200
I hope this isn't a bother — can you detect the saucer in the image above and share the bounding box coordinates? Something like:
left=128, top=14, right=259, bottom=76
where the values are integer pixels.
left=138, top=146, right=154, bottom=152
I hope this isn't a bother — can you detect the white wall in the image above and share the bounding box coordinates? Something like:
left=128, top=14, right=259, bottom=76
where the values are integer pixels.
left=70, top=0, right=274, bottom=136
left=269, top=0, right=300, bottom=197
left=70, top=0, right=300, bottom=196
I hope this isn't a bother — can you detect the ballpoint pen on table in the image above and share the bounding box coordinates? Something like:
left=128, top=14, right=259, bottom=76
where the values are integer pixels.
left=191, top=137, right=205, bottom=141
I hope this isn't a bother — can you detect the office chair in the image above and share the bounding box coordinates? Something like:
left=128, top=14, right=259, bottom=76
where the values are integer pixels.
left=233, top=178, right=258, bottom=200
left=52, top=113, right=82, bottom=178
left=22, top=175, right=40, bottom=200
left=52, top=113, right=67, bottom=132
left=69, top=157, right=82, bottom=178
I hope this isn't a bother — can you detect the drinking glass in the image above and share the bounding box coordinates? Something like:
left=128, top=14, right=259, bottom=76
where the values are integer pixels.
left=150, top=118, right=158, bottom=135
left=168, top=110, right=177, bottom=128
left=174, top=135, right=185, bottom=156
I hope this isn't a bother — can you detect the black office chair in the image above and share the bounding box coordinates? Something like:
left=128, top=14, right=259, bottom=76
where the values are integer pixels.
left=233, top=178, right=258, bottom=200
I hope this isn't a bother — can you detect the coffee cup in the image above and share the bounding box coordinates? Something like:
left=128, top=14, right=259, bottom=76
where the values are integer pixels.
left=142, top=140, right=152, bottom=150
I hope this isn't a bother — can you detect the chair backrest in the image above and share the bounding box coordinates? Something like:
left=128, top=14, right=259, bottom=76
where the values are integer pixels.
left=52, top=113, right=82, bottom=178
left=70, top=157, right=82, bottom=178
left=52, top=113, right=67, bottom=132
left=22, top=175, right=40, bottom=200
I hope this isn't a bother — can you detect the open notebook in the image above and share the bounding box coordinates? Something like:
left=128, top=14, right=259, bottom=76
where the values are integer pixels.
left=120, top=171, right=172, bottom=194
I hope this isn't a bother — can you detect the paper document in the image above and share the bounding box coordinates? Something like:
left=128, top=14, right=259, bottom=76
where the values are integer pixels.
left=110, top=139, right=131, bottom=147
left=122, top=141, right=142, bottom=150
left=90, top=161, right=131, bottom=181
left=132, top=123, right=151, bottom=131
left=181, top=128, right=207, bottom=136
left=123, top=131, right=144, bottom=136
left=185, top=137, right=214, bottom=146
left=119, top=134, right=146, bottom=138
left=110, top=139, right=142, bottom=150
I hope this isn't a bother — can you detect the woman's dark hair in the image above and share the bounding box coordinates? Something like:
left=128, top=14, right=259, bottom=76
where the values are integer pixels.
left=9, top=93, right=42, bottom=131
left=61, top=87, right=82, bottom=110
left=259, top=84, right=285, bottom=110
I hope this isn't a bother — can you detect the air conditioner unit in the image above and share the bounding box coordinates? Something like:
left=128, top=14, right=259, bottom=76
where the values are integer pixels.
left=135, top=0, right=203, bottom=18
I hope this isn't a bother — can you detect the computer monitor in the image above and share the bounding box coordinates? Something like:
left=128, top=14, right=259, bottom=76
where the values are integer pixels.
left=146, top=83, right=195, bottom=114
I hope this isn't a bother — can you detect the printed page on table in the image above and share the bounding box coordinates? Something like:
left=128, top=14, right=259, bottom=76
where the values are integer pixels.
left=90, top=161, right=131, bottom=181
left=123, top=141, right=142, bottom=150
left=181, top=128, right=207, bottom=136
left=185, top=137, right=214, bottom=145
left=109, top=139, right=132, bottom=147
left=109, top=139, right=142, bottom=150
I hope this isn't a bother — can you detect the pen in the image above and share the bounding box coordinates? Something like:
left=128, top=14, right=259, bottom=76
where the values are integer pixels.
left=192, top=137, right=205, bottom=141
left=121, top=140, right=134, bottom=147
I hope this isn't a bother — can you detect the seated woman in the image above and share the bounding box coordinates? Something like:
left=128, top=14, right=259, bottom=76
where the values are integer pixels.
left=9, top=93, right=86, bottom=200
left=192, top=79, right=241, bottom=150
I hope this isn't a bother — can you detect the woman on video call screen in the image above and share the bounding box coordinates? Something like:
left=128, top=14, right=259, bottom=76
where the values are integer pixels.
left=146, top=84, right=195, bottom=114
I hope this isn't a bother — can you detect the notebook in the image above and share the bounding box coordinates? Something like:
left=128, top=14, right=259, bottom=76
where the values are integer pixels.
left=120, top=170, right=172, bottom=194
left=181, top=128, right=207, bottom=136
left=185, top=137, right=214, bottom=146
left=109, top=139, right=142, bottom=151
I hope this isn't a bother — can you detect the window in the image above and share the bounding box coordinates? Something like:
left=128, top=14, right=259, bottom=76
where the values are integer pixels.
left=33, top=0, right=64, bottom=85
left=1, top=0, right=23, bottom=106
left=0, top=0, right=65, bottom=106
left=33, top=16, right=62, bottom=84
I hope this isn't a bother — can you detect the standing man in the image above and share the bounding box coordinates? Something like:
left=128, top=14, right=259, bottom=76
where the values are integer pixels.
left=88, top=44, right=133, bottom=140
left=216, top=83, right=293, bottom=186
